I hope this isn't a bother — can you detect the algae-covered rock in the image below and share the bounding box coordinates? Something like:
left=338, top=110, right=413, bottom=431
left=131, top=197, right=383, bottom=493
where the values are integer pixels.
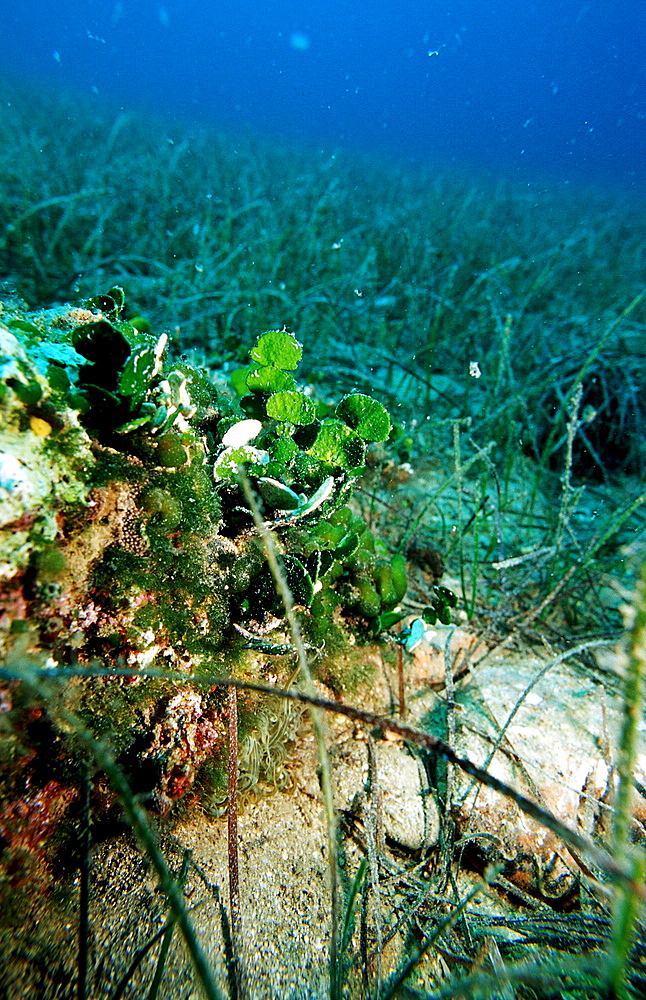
left=0, top=289, right=410, bottom=889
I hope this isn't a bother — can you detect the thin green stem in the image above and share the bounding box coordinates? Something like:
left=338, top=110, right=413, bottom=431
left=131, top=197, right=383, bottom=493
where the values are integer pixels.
left=606, top=558, right=646, bottom=998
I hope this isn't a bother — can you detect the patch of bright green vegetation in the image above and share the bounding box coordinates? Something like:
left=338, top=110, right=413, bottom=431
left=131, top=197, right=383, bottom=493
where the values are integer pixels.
left=5, top=285, right=406, bottom=648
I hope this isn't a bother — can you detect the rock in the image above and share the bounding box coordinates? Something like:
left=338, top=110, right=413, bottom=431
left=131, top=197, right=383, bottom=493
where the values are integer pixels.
left=444, top=650, right=621, bottom=897
left=331, top=736, right=439, bottom=851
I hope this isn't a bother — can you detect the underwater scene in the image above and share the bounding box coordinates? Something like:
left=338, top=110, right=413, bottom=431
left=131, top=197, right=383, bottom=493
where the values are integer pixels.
left=1, top=1, right=645, bottom=997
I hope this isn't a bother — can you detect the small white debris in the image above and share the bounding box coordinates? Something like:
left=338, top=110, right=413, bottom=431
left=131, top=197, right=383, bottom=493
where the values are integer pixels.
left=222, top=419, right=263, bottom=447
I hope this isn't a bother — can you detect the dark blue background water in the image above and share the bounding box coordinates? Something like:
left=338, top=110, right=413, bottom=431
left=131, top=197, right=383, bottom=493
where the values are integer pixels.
left=2, top=0, right=644, bottom=186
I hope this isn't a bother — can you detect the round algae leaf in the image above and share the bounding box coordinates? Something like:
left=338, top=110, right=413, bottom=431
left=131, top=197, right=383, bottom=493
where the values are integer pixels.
left=251, top=555, right=314, bottom=614
left=315, top=522, right=347, bottom=550
left=251, top=330, right=302, bottom=370
left=129, top=315, right=153, bottom=334
left=390, top=553, right=408, bottom=602
left=270, top=437, right=298, bottom=465
left=329, top=505, right=353, bottom=528
left=266, top=390, right=316, bottom=425
left=282, top=555, right=314, bottom=607
left=374, top=560, right=397, bottom=607
left=357, top=579, right=381, bottom=618
left=230, top=366, right=254, bottom=396
left=213, top=444, right=268, bottom=480
left=336, top=393, right=391, bottom=442
left=245, top=365, right=296, bottom=392
left=308, top=420, right=365, bottom=471
left=13, top=380, right=43, bottom=405
left=257, top=477, right=302, bottom=510
left=34, top=546, right=67, bottom=581
left=118, top=335, right=167, bottom=405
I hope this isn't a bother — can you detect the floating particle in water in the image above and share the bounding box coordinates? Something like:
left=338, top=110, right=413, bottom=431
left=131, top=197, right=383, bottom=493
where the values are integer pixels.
left=290, top=31, right=311, bottom=51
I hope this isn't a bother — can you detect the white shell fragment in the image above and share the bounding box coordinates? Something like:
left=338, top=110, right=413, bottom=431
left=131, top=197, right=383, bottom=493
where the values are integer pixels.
left=222, top=419, right=263, bottom=447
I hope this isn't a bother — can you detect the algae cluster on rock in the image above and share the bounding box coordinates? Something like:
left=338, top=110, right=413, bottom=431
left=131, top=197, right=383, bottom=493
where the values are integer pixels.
left=0, top=288, right=408, bottom=883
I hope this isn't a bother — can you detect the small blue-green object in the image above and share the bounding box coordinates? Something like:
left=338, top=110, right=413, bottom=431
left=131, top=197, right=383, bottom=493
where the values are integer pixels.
left=401, top=618, right=426, bottom=652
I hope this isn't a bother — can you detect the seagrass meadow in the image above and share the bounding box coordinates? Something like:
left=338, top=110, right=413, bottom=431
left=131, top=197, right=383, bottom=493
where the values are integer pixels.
left=1, top=76, right=646, bottom=999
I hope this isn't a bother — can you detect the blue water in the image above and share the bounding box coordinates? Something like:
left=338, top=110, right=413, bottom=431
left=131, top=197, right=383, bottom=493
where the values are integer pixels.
left=2, top=0, right=644, bottom=186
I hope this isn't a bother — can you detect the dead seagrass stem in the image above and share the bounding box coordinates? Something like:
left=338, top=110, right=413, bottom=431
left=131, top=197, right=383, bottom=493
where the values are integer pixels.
left=78, top=760, right=91, bottom=1000
left=607, top=558, right=646, bottom=998
left=397, top=630, right=406, bottom=719
left=227, top=682, right=245, bottom=998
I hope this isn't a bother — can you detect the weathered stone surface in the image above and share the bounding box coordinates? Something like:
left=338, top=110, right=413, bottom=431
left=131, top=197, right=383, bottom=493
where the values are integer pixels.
left=434, top=649, right=625, bottom=895
left=409, top=624, right=479, bottom=689
left=331, top=735, right=439, bottom=851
